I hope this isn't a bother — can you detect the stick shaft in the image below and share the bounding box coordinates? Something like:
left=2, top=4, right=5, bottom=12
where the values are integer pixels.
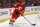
left=23, top=16, right=32, bottom=25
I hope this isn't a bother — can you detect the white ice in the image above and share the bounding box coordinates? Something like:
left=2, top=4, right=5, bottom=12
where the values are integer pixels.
left=0, top=14, right=40, bottom=27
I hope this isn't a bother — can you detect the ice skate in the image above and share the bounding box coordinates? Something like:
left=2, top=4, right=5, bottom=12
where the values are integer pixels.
left=9, top=21, right=13, bottom=25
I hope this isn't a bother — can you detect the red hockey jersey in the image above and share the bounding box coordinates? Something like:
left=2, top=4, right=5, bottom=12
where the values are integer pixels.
left=14, top=2, right=25, bottom=13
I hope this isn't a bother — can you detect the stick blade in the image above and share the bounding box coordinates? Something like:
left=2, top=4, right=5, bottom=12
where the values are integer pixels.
left=32, top=24, right=36, bottom=26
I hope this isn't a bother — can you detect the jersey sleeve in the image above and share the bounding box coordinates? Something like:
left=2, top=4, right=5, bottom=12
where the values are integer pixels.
left=21, top=5, right=25, bottom=13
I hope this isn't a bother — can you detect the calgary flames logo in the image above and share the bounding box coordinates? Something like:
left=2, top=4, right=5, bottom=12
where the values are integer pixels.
left=19, top=7, right=22, bottom=10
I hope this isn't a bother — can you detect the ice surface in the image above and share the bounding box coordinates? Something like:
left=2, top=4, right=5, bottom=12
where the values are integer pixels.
left=0, top=14, right=40, bottom=27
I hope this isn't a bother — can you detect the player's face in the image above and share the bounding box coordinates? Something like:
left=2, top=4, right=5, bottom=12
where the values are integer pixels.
left=22, top=2, right=25, bottom=5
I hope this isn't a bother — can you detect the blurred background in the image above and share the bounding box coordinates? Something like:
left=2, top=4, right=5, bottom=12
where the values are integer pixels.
left=0, top=0, right=40, bottom=8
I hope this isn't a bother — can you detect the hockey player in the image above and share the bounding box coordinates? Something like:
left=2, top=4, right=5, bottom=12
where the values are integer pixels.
left=9, top=0, right=25, bottom=25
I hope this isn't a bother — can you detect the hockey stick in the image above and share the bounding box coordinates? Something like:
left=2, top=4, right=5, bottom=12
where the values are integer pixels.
left=22, top=16, right=36, bottom=26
